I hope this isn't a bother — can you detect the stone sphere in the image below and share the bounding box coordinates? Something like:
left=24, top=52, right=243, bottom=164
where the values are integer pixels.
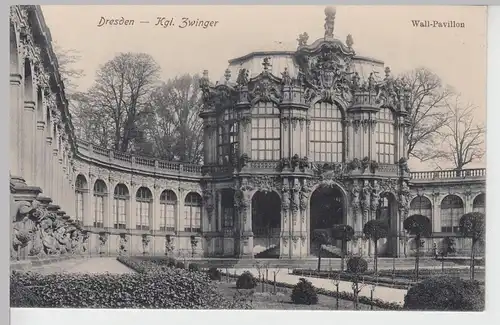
left=325, top=6, right=336, bottom=16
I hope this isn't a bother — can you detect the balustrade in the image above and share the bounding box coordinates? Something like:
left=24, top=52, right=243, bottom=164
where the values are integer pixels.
left=410, top=168, right=486, bottom=180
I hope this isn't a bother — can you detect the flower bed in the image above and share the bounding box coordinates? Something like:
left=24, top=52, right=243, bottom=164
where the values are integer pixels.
left=220, top=271, right=403, bottom=310
left=10, top=257, right=250, bottom=309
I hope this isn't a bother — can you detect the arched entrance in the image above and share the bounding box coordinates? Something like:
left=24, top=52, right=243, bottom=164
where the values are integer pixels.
left=309, top=185, right=345, bottom=256
left=252, top=191, right=281, bottom=258
left=376, top=192, right=398, bottom=257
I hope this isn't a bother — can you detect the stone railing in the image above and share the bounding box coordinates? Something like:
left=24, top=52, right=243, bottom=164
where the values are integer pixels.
left=410, top=168, right=486, bottom=180
left=76, top=139, right=202, bottom=177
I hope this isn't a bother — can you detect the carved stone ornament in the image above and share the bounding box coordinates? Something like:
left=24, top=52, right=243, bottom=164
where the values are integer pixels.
left=249, top=77, right=282, bottom=106
left=236, top=68, right=249, bottom=88
left=10, top=197, right=89, bottom=260
left=248, top=175, right=280, bottom=193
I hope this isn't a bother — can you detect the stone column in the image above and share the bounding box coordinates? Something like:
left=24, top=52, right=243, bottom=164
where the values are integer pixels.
left=34, top=120, right=46, bottom=190
left=23, top=100, right=36, bottom=185
left=52, top=146, right=59, bottom=204
left=83, top=174, right=94, bottom=227
left=236, top=190, right=253, bottom=258
left=44, top=135, right=53, bottom=197
left=10, top=73, right=22, bottom=177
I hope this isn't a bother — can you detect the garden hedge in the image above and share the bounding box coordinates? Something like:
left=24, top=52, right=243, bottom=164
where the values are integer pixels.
left=404, top=276, right=484, bottom=311
left=11, top=258, right=250, bottom=309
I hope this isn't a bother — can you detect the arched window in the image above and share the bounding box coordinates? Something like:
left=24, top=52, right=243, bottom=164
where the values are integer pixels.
left=75, top=175, right=87, bottom=222
left=440, top=195, right=464, bottom=233
left=410, top=196, right=433, bottom=227
left=221, top=189, right=235, bottom=229
left=184, top=192, right=202, bottom=233
left=375, top=107, right=395, bottom=164
left=113, top=184, right=129, bottom=229
left=160, top=190, right=177, bottom=232
left=218, top=108, right=239, bottom=165
left=251, top=102, right=280, bottom=160
left=136, top=187, right=152, bottom=230
left=309, top=102, right=343, bottom=162
left=473, top=194, right=485, bottom=214
left=93, top=180, right=107, bottom=228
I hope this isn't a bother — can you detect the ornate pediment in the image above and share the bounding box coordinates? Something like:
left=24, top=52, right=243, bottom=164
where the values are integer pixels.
left=247, top=57, right=283, bottom=106
left=295, top=39, right=356, bottom=106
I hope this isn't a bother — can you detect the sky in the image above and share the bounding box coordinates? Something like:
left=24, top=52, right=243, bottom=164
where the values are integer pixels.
left=40, top=5, right=487, bottom=170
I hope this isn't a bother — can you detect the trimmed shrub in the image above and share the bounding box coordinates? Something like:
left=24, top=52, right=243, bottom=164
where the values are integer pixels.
left=207, top=267, right=222, bottom=281
left=346, top=256, right=368, bottom=274
left=188, top=263, right=200, bottom=272
left=291, top=278, right=318, bottom=305
left=404, top=276, right=484, bottom=311
left=176, top=261, right=185, bottom=269
left=166, top=258, right=177, bottom=267
left=236, top=271, right=257, bottom=289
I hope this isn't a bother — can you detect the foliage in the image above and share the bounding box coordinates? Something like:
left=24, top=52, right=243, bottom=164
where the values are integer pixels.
left=331, top=224, right=355, bottom=241
left=459, top=212, right=485, bottom=243
left=176, top=261, right=185, bottom=269
left=143, top=74, right=204, bottom=163
left=404, top=276, right=484, bottom=311
left=188, top=263, right=201, bottom=272
left=363, top=220, right=389, bottom=241
left=291, top=278, right=318, bottom=305
left=403, top=214, right=432, bottom=237
left=346, top=256, right=368, bottom=275
left=10, top=264, right=251, bottom=309
left=236, top=271, right=257, bottom=289
left=207, top=267, right=222, bottom=281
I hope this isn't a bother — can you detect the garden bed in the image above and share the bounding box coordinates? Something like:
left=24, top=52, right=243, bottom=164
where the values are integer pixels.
left=291, top=268, right=485, bottom=289
left=10, top=257, right=249, bottom=309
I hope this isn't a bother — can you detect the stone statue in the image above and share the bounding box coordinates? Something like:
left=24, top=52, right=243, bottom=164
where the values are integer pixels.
left=119, top=234, right=128, bottom=255
left=324, top=6, right=336, bottom=38
left=361, top=182, right=371, bottom=216
left=297, top=32, right=309, bottom=46
left=142, top=234, right=151, bottom=255
left=236, top=68, right=249, bottom=87
left=281, top=67, right=292, bottom=86
left=370, top=181, right=381, bottom=212
left=281, top=186, right=290, bottom=212
left=351, top=184, right=361, bottom=212
left=11, top=200, right=37, bottom=259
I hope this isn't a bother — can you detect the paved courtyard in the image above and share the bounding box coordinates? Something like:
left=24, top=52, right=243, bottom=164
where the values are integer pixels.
left=33, top=257, right=136, bottom=275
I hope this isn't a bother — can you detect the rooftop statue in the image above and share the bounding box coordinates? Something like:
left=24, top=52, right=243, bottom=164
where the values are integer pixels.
left=324, top=6, right=336, bottom=39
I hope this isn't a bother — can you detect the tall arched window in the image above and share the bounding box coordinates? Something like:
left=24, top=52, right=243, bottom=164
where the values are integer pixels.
left=309, top=102, right=343, bottom=162
left=113, top=184, right=129, bottom=229
left=136, top=187, right=152, bottom=230
left=218, top=108, right=239, bottom=164
left=375, top=107, right=395, bottom=164
left=473, top=194, right=485, bottom=214
left=221, top=189, right=235, bottom=229
left=251, top=102, right=280, bottom=160
left=440, top=195, right=464, bottom=233
left=410, top=196, right=433, bottom=227
left=160, top=190, right=177, bottom=232
left=75, top=174, right=87, bottom=222
left=93, top=180, right=107, bottom=228
left=184, top=192, right=202, bottom=233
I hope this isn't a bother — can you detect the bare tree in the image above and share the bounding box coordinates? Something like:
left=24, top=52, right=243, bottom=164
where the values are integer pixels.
left=85, top=52, right=161, bottom=152
left=437, top=96, right=485, bottom=172
left=144, top=74, right=204, bottom=163
left=52, top=42, right=85, bottom=96
left=400, top=67, right=454, bottom=161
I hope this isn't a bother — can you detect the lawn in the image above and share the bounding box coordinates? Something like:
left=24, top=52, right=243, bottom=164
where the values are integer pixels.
left=216, top=280, right=383, bottom=310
